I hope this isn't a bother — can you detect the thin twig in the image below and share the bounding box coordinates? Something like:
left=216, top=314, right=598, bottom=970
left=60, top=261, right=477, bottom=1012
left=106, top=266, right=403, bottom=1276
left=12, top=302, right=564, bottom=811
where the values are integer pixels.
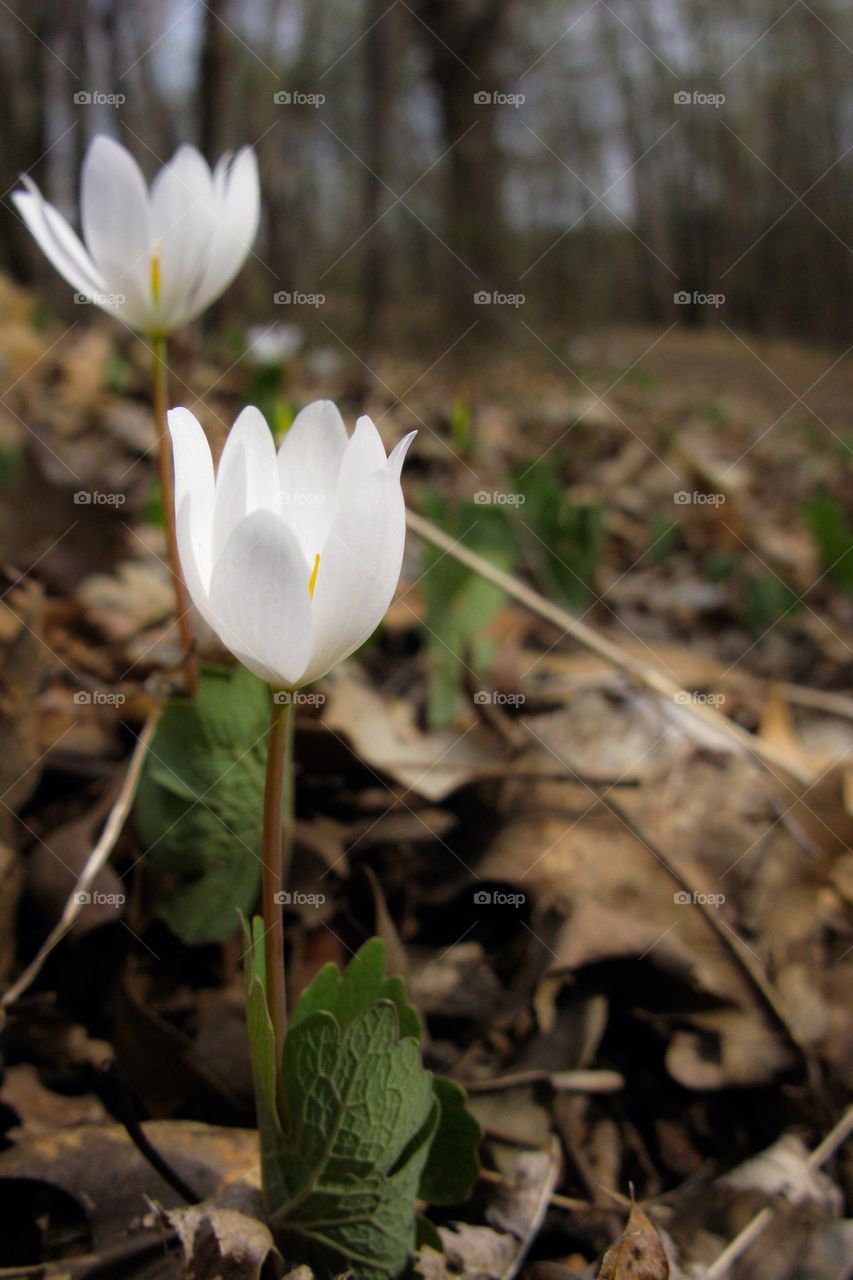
left=1, top=711, right=160, bottom=1009
left=705, top=1105, right=853, bottom=1279
left=405, top=509, right=812, bottom=785
left=466, top=1068, right=624, bottom=1093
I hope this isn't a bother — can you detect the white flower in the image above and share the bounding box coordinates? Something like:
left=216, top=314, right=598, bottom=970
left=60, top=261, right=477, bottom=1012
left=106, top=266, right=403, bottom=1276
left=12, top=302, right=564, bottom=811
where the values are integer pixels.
left=13, top=135, right=260, bottom=335
left=246, top=323, right=303, bottom=365
left=168, top=400, right=415, bottom=689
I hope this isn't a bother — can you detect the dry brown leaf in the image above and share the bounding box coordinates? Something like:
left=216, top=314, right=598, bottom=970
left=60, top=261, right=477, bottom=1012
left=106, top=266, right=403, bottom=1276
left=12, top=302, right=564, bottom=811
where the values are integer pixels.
left=323, top=669, right=506, bottom=800
left=77, top=561, right=173, bottom=642
left=0, top=1121, right=260, bottom=1249
left=596, top=1203, right=669, bottom=1280
left=666, top=1010, right=797, bottom=1089
left=160, top=1190, right=280, bottom=1280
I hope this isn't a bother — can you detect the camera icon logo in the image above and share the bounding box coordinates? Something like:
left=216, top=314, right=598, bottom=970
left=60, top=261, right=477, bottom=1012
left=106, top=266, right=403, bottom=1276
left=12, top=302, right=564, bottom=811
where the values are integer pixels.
left=673, top=290, right=691, bottom=305
left=74, top=91, right=92, bottom=105
left=474, top=890, right=492, bottom=904
left=473, top=290, right=491, bottom=304
left=673, top=91, right=691, bottom=105
left=673, top=491, right=691, bottom=504
left=274, top=91, right=292, bottom=104
left=473, top=690, right=491, bottom=704
left=673, top=891, right=691, bottom=904
left=74, top=890, right=92, bottom=904
left=274, top=891, right=292, bottom=905
left=474, top=91, right=491, bottom=104
left=673, top=690, right=691, bottom=705
left=274, top=291, right=292, bottom=304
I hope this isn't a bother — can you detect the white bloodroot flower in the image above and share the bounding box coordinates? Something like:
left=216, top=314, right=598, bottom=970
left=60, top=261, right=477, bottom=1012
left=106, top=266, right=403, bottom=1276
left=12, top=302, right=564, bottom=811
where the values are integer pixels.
left=168, top=400, right=416, bottom=689
left=13, top=134, right=260, bottom=335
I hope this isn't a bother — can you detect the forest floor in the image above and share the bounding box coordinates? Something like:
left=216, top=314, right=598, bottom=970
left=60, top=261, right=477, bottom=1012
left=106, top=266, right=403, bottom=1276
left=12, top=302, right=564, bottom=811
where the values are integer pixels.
left=0, top=273, right=851, bottom=1279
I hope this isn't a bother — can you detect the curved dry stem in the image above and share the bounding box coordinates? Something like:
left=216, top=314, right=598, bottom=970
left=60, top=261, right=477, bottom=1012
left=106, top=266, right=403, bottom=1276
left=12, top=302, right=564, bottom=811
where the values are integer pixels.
left=151, top=334, right=198, bottom=697
left=2, top=710, right=160, bottom=1008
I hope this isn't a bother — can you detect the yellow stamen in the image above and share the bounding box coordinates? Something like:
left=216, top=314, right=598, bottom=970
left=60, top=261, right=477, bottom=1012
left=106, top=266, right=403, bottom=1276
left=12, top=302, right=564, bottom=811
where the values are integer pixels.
left=150, top=249, right=161, bottom=305
left=308, top=553, right=320, bottom=599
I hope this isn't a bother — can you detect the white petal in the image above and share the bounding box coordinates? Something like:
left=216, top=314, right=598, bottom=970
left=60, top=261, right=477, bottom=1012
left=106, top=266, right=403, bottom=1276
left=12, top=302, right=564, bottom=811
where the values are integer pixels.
left=213, top=406, right=278, bottom=562
left=150, top=145, right=212, bottom=232
left=208, top=509, right=313, bottom=687
left=81, top=135, right=154, bottom=328
left=275, top=400, right=348, bottom=559
left=167, top=408, right=216, bottom=624
left=184, top=148, right=260, bottom=321
left=301, top=456, right=408, bottom=685
left=12, top=181, right=105, bottom=301
left=349, top=414, right=389, bottom=471
left=387, top=430, right=417, bottom=476
left=149, top=145, right=215, bottom=323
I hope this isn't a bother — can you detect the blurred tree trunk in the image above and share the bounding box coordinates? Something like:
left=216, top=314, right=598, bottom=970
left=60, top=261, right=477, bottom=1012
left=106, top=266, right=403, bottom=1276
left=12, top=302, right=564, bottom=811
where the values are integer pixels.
left=0, top=4, right=49, bottom=279
left=361, top=0, right=394, bottom=355
left=408, top=0, right=511, bottom=319
left=199, top=0, right=228, bottom=158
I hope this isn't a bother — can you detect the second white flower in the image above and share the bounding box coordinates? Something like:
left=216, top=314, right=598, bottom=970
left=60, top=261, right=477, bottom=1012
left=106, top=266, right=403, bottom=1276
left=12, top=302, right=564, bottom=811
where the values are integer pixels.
left=168, top=400, right=415, bottom=689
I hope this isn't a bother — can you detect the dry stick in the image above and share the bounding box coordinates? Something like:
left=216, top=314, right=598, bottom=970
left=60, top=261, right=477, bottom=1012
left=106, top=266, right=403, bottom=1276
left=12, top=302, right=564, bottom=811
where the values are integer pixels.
left=405, top=510, right=811, bottom=786
left=1, top=711, right=160, bottom=1009
left=704, top=1104, right=853, bottom=1280
left=479, top=1166, right=613, bottom=1215
left=466, top=1068, right=625, bottom=1093
left=152, top=335, right=197, bottom=698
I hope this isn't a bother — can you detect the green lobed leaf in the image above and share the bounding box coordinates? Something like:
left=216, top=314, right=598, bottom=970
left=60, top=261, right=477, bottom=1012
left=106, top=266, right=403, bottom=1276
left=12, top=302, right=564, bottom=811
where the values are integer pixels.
left=291, top=936, right=421, bottom=1040
left=417, top=1075, right=482, bottom=1206
left=279, top=940, right=480, bottom=1270
left=135, top=665, right=270, bottom=944
left=272, top=1000, right=438, bottom=1280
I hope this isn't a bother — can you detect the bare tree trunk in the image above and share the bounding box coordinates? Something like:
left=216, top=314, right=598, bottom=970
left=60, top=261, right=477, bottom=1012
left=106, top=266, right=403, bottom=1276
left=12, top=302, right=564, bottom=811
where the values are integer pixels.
left=361, top=0, right=394, bottom=355
left=0, top=4, right=48, bottom=278
left=407, top=0, right=511, bottom=323
left=199, top=0, right=229, bottom=158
